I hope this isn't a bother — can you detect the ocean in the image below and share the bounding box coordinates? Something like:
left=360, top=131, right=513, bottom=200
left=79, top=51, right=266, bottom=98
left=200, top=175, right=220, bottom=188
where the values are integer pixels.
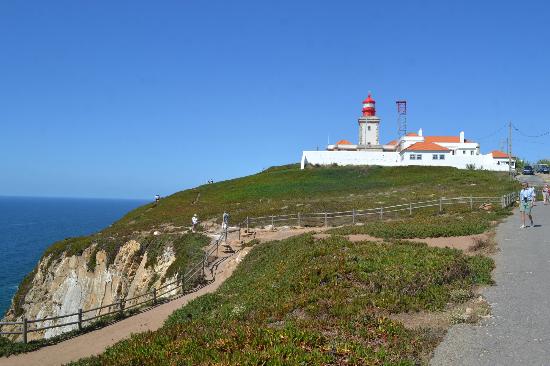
left=0, top=196, right=147, bottom=317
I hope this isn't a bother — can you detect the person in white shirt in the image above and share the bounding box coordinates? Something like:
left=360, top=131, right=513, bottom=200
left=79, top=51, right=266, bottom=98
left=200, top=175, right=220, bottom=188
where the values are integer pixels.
left=191, top=214, right=199, bottom=232
left=519, top=182, right=535, bottom=228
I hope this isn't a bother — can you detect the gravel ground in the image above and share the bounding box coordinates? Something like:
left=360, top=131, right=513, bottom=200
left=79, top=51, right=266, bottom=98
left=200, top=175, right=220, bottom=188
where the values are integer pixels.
left=431, top=203, right=550, bottom=365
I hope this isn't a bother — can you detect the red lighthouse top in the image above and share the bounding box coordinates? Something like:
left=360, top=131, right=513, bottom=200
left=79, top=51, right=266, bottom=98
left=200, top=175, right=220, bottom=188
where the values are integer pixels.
left=362, top=93, right=376, bottom=117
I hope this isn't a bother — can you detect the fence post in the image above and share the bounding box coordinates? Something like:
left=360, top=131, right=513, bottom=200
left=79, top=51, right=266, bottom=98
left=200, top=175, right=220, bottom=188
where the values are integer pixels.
left=470, top=196, right=473, bottom=210
left=324, top=212, right=328, bottom=227
left=439, top=197, right=443, bottom=213
left=78, top=308, right=83, bottom=331
left=379, top=207, right=383, bottom=220
left=501, top=195, right=505, bottom=208
left=246, top=216, right=249, bottom=232
left=271, top=216, right=274, bottom=228
left=181, top=275, right=186, bottom=294
left=238, top=223, right=241, bottom=241
left=297, top=212, right=301, bottom=227
left=119, top=300, right=124, bottom=317
left=352, top=209, right=356, bottom=224
left=22, top=317, right=27, bottom=344
left=409, top=202, right=413, bottom=216
left=152, top=288, right=157, bottom=306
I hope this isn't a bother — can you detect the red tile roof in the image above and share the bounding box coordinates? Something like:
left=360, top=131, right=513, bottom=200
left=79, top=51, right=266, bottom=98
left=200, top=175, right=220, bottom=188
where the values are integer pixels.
left=336, top=139, right=352, bottom=145
left=491, top=150, right=509, bottom=158
left=424, top=136, right=460, bottom=143
left=406, top=132, right=419, bottom=137
left=404, top=142, right=450, bottom=152
left=386, top=139, right=397, bottom=145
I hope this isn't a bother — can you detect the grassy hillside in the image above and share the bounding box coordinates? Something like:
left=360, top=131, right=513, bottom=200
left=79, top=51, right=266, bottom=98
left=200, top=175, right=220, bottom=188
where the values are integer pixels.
left=111, top=164, right=516, bottom=235
left=71, top=234, right=494, bottom=365
left=8, top=165, right=515, bottom=317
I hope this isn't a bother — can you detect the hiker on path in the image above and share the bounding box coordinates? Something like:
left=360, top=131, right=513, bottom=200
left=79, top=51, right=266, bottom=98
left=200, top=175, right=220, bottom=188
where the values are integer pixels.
left=191, top=214, right=199, bottom=232
left=221, top=211, right=230, bottom=241
left=520, top=182, right=535, bottom=228
left=543, top=184, right=549, bottom=205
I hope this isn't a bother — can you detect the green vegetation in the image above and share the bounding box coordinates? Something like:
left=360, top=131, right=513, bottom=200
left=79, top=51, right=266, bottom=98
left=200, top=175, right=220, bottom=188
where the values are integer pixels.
left=71, top=234, right=494, bottom=365
left=4, top=165, right=515, bottom=360
left=111, top=165, right=516, bottom=234
left=329, top=208, right=510, bottom=238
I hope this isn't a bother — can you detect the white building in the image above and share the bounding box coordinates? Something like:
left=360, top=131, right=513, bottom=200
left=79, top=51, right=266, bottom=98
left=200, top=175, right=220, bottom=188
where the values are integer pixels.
left=300, top=94, right=515, bottom=171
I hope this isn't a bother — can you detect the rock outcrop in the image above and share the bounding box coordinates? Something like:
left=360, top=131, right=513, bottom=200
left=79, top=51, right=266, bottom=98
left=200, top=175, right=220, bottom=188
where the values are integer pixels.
left=3, top=239, right=180, bottom=341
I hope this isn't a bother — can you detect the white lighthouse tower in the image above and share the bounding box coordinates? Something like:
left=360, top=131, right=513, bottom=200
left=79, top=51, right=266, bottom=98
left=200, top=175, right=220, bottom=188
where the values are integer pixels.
left=358, top=93, right=381, bottom=149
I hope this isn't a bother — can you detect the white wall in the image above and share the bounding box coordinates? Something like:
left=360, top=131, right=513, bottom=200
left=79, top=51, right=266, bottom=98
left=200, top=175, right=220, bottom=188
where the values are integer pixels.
left=301, top=151, right=400, bottom=169
left=301, top=151, right=510, bottom=171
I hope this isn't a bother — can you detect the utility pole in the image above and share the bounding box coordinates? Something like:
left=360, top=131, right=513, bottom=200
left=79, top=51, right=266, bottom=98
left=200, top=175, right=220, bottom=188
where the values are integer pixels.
left=508, top=121, right=514, bottom=180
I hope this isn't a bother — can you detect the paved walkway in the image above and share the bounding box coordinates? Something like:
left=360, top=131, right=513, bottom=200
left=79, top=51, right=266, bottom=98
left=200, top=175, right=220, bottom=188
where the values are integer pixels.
left=0, top=247, right=251, bottom=366
left=432, top=203, right=550, bottom=365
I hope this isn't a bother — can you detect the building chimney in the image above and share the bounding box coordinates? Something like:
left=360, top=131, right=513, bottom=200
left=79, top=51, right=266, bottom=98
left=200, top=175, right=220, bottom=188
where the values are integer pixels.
left=459, top=131, right=465, bottom=143
left=418, top=128, right=423, bottom=137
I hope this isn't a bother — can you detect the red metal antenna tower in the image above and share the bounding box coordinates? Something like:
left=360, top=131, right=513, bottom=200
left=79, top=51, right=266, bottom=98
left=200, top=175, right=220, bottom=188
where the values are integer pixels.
left=396, top=100, right=407, bottom=137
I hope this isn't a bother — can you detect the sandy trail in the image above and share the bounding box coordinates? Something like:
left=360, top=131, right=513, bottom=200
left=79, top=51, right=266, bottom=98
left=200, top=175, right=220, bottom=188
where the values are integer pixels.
left=0, top=244, right=251, bottom=366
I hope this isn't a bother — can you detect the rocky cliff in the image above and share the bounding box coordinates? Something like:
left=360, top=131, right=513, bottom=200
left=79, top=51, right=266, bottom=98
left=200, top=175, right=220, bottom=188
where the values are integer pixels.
left=3, top=232, right=210, bottom=341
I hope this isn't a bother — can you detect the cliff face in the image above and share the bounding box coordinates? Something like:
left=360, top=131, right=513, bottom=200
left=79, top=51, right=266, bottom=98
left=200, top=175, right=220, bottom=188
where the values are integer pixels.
left=3, top=238, right=180, bottom=341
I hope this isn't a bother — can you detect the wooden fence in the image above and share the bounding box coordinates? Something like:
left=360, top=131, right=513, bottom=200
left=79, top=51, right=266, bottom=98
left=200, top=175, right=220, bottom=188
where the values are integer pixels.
left=0, top=191, right=518, bottom=343
left=243, top=192, right=518, bottom=229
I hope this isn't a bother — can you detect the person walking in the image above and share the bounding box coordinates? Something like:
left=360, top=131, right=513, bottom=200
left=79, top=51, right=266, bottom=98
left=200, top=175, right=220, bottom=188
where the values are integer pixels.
left=543, top=184, right=549, bottom=205
left=519, top=182, right=535, bottom=228
left=191, top=214, right=199, bottom=232
left=222, top=211, right=230, bottom=241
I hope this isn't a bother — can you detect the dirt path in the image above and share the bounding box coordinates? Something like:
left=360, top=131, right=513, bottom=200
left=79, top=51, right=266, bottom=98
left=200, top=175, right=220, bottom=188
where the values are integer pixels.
left=0, top=246, right=252, bottom=366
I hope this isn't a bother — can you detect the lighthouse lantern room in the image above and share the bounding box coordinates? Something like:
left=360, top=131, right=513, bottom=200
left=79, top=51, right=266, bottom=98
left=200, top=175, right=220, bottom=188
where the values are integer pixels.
left=358, top=93, right=381, bottom=148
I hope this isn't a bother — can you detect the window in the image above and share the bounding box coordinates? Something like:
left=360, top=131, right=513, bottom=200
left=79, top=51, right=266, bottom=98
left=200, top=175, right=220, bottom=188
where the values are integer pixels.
left=471, top=151, right=474, bottom=155
left=439, top=154, right=445, bottom=160
left=416, top=154, right=422, bottom=160
left=433, top=154, right=438, bottom=160
left=367, top=126, right=371, bottom=131
left=410, top=154, right=416, bottom=160
left=463, top=150, right=466, bottom=154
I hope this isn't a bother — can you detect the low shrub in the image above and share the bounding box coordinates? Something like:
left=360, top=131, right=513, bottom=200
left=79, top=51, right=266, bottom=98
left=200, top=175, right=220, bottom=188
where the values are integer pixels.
left=71, top=234, right=494, bottom=365
left=329, top=209, right=509, bottom=238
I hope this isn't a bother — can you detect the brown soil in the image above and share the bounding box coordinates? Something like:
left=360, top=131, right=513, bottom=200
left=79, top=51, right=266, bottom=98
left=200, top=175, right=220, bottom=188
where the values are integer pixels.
left=313, top=231, right=492, bottom=254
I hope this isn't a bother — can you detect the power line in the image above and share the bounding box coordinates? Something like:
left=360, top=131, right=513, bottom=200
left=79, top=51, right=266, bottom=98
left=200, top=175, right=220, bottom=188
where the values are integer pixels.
left=472, top=124, right=507, bottom=141
left=512, top=123, right=550, bottom=138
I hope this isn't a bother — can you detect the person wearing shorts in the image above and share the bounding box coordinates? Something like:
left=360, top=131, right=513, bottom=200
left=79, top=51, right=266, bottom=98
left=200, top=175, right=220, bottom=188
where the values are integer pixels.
left=519, top=182, right=534, bottom=228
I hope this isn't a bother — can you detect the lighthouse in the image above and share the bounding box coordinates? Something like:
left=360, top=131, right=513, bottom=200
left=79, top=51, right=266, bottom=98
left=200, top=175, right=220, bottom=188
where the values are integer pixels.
left=358, top=93, right=381, bottom=148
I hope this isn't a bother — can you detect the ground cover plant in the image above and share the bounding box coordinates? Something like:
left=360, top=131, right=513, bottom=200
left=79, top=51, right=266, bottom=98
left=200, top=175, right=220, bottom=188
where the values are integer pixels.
left=71, top=233, right=494, bottom=365
left=329, top=208, right=511, bottom=239
left=112, top=165, right=517, bottom=234
left=7, top=165, right=515, bottom=318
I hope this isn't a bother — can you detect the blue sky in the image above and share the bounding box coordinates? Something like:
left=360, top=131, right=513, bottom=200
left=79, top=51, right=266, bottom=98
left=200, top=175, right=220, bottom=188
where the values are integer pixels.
left=1, top=0, right=549, bottom=199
